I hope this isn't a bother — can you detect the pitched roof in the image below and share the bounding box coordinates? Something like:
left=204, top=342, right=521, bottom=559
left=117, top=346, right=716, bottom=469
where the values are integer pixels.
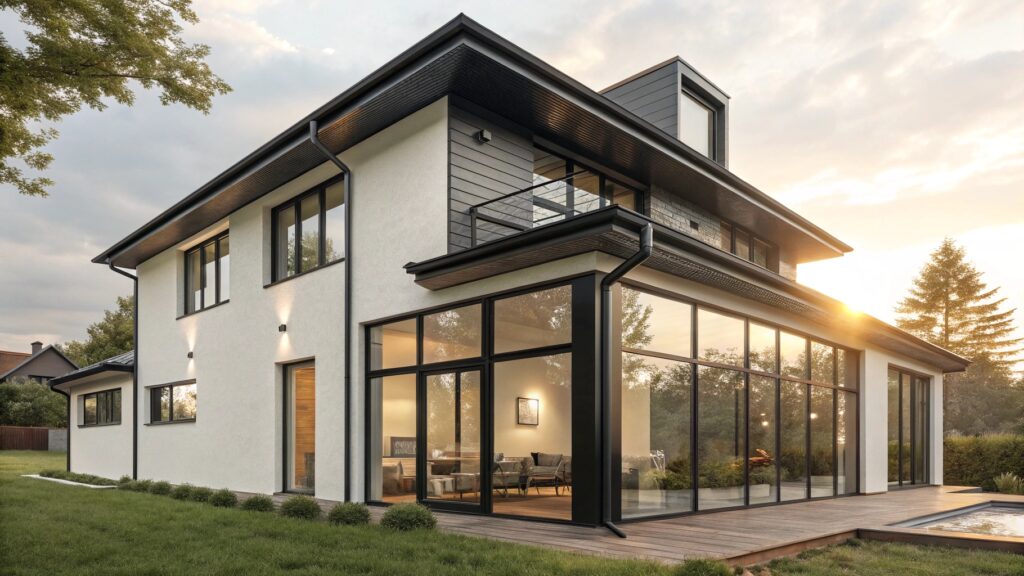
left=0, top=350, right=31, bottom=374
left=48, top=350, right=134, bottom=387
left=0, top=345, right=78, bottom=381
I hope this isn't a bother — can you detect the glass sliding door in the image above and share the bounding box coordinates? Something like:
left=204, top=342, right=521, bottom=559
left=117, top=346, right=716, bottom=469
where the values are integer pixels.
left=779, top=380, right=807, bottom=501
left=888, top=367, right=930, bottom=487
left=285, top=362, right=316, bottom=493
left=748, top=375, right=778, bottom=505
left=424, top=369, right=482, bottom=507
left=696, top=366, right=745, bottom=510
left=370, top=373, right=417, bottom=503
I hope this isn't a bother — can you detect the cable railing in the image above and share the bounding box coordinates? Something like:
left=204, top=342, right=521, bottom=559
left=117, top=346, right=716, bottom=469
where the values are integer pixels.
left=468, top=170, right=610, bottom=247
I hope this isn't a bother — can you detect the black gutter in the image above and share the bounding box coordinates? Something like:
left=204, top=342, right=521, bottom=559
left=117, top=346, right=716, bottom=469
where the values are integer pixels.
left=49, top=363, right=133, bottom=386
left=107, top=261, right=139, bottom=479
left=599, top=223, right=653, bottom=538
left=308, top=120, right=354, bottom=502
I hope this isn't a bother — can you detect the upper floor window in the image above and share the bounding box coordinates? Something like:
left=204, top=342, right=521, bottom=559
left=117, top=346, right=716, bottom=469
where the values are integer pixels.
left=83, top=388, right=121, bottom=426
left=719, top=221, right=772, bottom=270
left=272, top=176, right=345, bottom=281
left=185, top=232, right=230, bottom=314
left=679, top=89, right=714, bottom=158
left=150, top=381, right=197, bottom=423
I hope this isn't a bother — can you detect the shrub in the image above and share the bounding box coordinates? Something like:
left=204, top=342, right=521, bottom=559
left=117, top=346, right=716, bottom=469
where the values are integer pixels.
left=994, top=472, right=1023, bottom=495
left=135, top=479, right=153, bottom=492
left=209, top=489, right=238, bottom=508
left=279, top=495, right=321, bottom=520
left=328, top=502, right=370, bottom=526
left=170, top=484, right=194, bottom=500
left=149, top=481, right=172, bottom=496
left=120, top=480, right=145, bottom=492
left=190, top=486, right=214, bottom=503
left=380, top=503, right=436, bottom=531
left=240, top=495, right=275, bottom=512
left=673, top=558, right=733, bottom=576
left=945, top=434, right=1024, bottom=490
left=117, top=475, right=133, bottom=488
left=39, top=469, right=117, bottom=486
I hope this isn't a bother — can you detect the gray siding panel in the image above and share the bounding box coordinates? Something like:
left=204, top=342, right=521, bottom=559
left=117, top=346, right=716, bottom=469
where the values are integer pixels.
left=603, top=63, right=678, bottom=139
left=449, top=105, right=534, bottom=251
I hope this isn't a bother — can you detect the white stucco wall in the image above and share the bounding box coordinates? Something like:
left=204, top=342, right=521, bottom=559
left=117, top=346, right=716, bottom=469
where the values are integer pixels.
left=67, top=373, right=134, bottom=480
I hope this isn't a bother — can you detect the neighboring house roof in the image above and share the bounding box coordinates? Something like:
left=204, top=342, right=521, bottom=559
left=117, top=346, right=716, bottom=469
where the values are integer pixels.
left=93, top=13, right=852, bottom=270
left=0, top=345, right=78, bottom=381
left=0, top=350, right=31, bottom=374
left=49, top=350, right=134, bottom=387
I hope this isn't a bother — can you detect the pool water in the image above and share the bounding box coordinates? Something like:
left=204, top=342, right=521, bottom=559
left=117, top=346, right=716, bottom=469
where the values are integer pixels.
left=915, top=505, right=1024, bottom=537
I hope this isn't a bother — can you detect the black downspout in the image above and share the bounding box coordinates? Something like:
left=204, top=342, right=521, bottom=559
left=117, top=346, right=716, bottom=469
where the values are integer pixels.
left=600, top=223, right=653, bottom=538
left=309, top=120, right=354, bottom=502
left=107, top=260, right=138, bottom=479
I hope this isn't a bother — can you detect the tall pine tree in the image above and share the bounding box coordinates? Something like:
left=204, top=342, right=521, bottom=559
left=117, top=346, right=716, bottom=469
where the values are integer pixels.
left=896, top=238, right=1023, bottom=435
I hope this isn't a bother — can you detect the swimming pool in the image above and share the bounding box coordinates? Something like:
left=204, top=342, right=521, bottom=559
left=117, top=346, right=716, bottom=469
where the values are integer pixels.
left=903, top=503, right=1024, bottom=538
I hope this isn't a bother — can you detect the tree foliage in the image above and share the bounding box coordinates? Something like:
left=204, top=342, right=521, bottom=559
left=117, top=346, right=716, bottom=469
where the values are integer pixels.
left=1, top=0, right=231, bottom=196
left=0, top=377, right=67, bottom=427
left=61, top=295, right=134, bottom=367
left=895, top=238, right=1023, bottom=435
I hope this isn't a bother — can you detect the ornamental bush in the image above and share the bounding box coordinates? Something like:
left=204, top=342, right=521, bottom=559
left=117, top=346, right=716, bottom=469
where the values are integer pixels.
left=170, top=483, right=194, bottom=500
left=240, top=495, right=275, bottom=512
left=380, top=503, right=436, bottom=531
left=149, top=481, right=172, bottom=496
left=328, top=502, right=370, bottom=526
left=279, top=495, right=321, bottom=520
left=994, top=472, right=1023, bottom=495
left=945, top=434, right=1024, bottom=491
left=135, top=479, right=153, bottom=492
left=39, top=469, right=116, bottom=486
left=190, top=486, right=214, bottom=503
left=209, top=489, right=238, bottom=508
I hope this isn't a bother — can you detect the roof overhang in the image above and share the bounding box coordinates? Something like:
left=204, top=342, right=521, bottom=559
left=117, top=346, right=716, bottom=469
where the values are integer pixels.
left=95, top=14, right=850, bottom=269
left=406, top=207, right=969, bottom=374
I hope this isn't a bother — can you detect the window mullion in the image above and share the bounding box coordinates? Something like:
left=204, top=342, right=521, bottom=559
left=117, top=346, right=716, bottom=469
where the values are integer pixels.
left=319, top=188, right=327, bottom=267
left=294, top=199, right=302, bottom=275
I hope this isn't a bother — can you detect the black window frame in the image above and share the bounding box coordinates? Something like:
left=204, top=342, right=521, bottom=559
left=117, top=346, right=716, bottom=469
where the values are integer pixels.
left=183, top=231, right=230, bottom=315
left=680, top=85, right=716, bottom=160
left=271, top=175, right=346, bottom=282
left=887, top=366, right=930, bottom=487
left=718, top=220, right=776, bottom=272
left=81, top=388, right=122, bottom=427
left=149, top=381, right=197, bottom=424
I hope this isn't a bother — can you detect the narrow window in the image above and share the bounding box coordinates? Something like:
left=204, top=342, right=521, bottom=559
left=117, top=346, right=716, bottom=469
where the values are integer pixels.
left=183, top=232, right=229, bottom=314
left=150, top=382, right=197, bottom=423
left=81, top=389, right=121, bottom=426
left=680, top=90, right=714, bottom=158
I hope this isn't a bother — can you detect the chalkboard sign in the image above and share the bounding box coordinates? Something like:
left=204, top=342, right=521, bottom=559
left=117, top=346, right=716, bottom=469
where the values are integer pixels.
left=390, top=436, right=416, bottom=457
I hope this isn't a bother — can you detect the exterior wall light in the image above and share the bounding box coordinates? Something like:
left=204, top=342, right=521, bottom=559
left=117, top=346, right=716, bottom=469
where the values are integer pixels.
left=475, top=129, right=492, bottom=143
left=187, top=351, right=194, bottom=359
left=278, top=324, right=287, bottom=333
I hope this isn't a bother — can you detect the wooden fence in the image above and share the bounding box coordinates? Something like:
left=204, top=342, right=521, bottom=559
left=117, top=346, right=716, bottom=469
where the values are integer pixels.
left=0, top=426, right=51, bottom=450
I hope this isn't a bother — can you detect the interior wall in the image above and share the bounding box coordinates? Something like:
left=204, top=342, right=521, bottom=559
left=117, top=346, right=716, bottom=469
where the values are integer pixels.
left=493, top=355, right=572, bottom=459
left=381, top=373, right=416, bottom=457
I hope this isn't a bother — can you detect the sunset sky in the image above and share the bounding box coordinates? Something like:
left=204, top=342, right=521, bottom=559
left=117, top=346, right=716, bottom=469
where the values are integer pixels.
left=1, top=1, right=1021, bottom=371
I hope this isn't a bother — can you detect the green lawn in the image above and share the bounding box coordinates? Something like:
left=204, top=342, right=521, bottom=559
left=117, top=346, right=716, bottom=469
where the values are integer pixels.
left=3, top=450, right=1024, bottom=576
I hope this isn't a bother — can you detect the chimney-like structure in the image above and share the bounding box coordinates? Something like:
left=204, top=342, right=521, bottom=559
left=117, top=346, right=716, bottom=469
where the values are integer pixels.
left=601, top=57, right=730, bottom=167
left=30, top=341, right=42, bottom=355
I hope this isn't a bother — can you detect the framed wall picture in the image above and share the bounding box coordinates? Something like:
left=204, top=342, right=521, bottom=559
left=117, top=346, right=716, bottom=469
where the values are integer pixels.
left=390, top=436, right=417, bottom=458
left=517, top=397, right=539, bottom=426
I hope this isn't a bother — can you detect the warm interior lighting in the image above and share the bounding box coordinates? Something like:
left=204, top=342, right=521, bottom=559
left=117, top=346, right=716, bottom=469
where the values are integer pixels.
left=810, top=412, right=818, bottom=419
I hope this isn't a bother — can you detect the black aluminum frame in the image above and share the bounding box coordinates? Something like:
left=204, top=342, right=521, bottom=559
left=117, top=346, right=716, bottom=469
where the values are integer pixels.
left=183, top=231, right=230, bottom=315
left=613, top=281, right=860, bottom=522
left=364, top=275, right=598, bottom=525
left=270, top=174, right=345, bottom=282
left=888, top=366, right=930, bottom=488
left=148, top=380, right=197, bottom=424
left=81, top=388, right=122, bottom=427
left=718, top=221, right=776, bottom=273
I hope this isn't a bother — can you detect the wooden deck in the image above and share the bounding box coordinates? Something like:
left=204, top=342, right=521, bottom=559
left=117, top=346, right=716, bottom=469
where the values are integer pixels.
left=272, top=487, right=1024, bottom=565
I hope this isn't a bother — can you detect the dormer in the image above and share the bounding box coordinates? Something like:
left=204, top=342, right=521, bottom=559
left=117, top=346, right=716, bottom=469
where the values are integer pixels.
left=601, top=57, right=729, bottom=167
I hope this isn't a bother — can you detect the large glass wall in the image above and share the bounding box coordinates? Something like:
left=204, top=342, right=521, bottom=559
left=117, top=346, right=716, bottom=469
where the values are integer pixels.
left=620, top=285, right=859, bottom=519
left=887, top=368, right=930, bottom=487
left=368, top=283, right=576, bottom=521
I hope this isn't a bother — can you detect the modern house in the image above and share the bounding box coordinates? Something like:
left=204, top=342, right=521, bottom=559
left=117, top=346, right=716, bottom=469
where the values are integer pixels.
left=0, top=341, right=77, bottom=383
left=61, top=15, right=968, bottom=529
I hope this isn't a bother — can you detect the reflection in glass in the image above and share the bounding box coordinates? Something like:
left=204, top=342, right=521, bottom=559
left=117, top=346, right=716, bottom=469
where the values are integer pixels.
left=494, top=286, right=571, bottom=354
left=426, top=371, right=481, bottom=504
left=748, top=375, right=778, bottom=504
left=423, top=305, right=482, bottom=364
left=202, top=242, right=216, bottom=307
left=913, top=377, right=929, bottom=484
left=811, top=342, right=834, bottom=384
left=172, top=384, right=197, bottom=420
left=780, top=332, right=807, bottom=379
left=887, top=369, right=899, bottom=484
left=810, top=386, right=834, bottom=497
left=186, top=249, right=201, bottom=313
left=218, top=236, right=230, bottom=301
left=84, top=395, right=97, bottom=426
left=622, top=287, right=692, bottom=357
left=493, top=354, right=572, bottom=520
left=299, top=194, right=320, bottom=272
left=837, top=349, right=857, bottom=388
left=733, top=229, right=750, bottom=260
left=838, top=391, right=857, bottom=494
left=370, top=319, right=417, bottom=370
left=780, top=380, right=807, bottom=501
left=697, top=309, right=744, bottom=366
left=324, top=181, right=345, bottom=263
left=371, top=374, right=417, bottom=503
left=697, top=366, right=745, bottom=510
left=748, top=323, right=777, bottom=373
left=275, top=204, right=296, bottom=278
left=621, top=354, right=692, bottom=518
left=901, top=373, right=911, bottom=483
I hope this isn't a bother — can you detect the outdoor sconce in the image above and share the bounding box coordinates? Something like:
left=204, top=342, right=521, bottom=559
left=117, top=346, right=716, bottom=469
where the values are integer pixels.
left=187, top=351, right=194, bottom=359
left=278, top=324, right=287, bottom=333
left=475, top=129, right=492, bottom=143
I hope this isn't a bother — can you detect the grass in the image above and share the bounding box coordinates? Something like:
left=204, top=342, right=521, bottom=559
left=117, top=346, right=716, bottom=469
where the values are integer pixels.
left=4, top=451, right=1024, bottom=575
